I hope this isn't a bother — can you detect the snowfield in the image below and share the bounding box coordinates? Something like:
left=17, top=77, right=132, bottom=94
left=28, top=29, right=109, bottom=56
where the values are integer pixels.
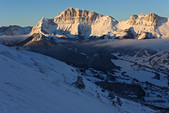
left=0, top=44, right=155, bottom=113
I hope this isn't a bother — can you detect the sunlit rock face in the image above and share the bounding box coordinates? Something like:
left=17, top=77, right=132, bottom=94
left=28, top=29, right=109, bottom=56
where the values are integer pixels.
left=30, top=8, right=169, bottom=39
left=54, top=8, right=103, bottom=25
left=128, top=13, right=161, bottom=26
left=31, top=8, right=118, bottom=38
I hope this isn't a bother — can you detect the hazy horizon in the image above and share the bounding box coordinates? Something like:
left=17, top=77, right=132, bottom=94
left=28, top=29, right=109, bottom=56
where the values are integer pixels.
left=0, top=0, right=169, bottom=26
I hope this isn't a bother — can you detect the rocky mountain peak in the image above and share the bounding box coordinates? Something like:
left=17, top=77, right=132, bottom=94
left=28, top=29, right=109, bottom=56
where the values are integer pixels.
left=144, top=13, right=160, bottom=24
left=128, top=13, right=161, bottom=26
left=54, top=8, right=103, bottom=25
left=29, top=8, right=169, bottom=39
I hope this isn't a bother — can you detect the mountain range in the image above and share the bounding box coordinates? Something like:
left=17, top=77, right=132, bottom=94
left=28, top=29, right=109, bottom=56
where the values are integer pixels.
left=1, top=8, right=169, bottom=39
left=0, top=25, right=32, bottom=36
left=0, top=8, right=169, bottom=113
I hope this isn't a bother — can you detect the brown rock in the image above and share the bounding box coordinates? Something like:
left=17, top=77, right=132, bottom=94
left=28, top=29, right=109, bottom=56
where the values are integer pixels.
left=128, top=13, right=161, bottom=26
left=54, top=8, right=103, bottom=25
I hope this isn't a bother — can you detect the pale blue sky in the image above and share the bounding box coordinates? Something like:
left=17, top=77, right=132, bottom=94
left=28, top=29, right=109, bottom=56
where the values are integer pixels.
left=0, top=0, right=169, bottom=26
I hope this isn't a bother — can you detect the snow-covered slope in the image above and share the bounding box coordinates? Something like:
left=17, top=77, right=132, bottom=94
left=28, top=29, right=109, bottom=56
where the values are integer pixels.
left=31, top=17, right=57, bottom=36
left=0, top=25, right=32, bottom=36
left=0, top=44, right=155, bottom=113
left=91, top=16, right=117, bottom=37
left=14, top=38, right=169, bottom=110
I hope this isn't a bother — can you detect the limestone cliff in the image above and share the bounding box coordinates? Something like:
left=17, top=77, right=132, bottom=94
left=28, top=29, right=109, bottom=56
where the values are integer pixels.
left=128, top=13, right=161, bottom=26
left=54, top=8, right=103, bottom=25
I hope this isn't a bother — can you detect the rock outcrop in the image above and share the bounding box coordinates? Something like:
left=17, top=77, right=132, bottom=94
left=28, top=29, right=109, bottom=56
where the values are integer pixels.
left=128, top=13, right=161, bottom=27
left=54, top=8, right=103, bottom=25
left=117, top=13, right=169, bottom=39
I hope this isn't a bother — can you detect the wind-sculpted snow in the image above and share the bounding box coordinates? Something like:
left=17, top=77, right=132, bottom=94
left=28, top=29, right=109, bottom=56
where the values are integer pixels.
left=0, top=44, right=155, bottom=113
left=10, top=36, right=168, bottom=109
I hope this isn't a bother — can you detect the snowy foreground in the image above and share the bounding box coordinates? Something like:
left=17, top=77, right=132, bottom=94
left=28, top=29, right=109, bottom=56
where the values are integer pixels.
left=0, top=44, right=155, bottom=113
